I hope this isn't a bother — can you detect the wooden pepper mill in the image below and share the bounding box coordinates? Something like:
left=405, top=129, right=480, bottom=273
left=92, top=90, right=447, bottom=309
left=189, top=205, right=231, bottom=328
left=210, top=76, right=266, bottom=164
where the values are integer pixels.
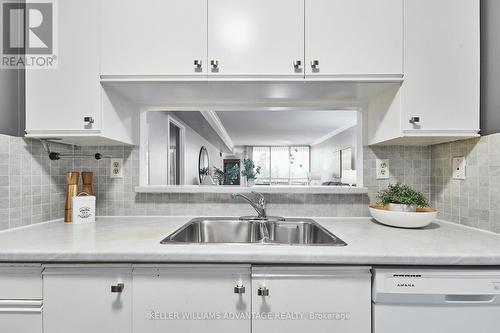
left=65, top=172, right=80, bottom=223
left=81, top=172, right=94, bottom=196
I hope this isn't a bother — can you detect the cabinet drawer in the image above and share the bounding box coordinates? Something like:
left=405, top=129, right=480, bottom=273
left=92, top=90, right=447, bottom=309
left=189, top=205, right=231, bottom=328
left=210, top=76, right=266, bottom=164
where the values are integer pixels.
left=0, top=300, right=42, bottom=333
left=0, top=265, right=42, bottom=299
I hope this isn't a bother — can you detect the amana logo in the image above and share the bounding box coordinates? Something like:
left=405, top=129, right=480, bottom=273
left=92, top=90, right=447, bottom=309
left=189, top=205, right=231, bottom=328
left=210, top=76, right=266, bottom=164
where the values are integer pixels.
left=396, top=283, right=415, bottom=288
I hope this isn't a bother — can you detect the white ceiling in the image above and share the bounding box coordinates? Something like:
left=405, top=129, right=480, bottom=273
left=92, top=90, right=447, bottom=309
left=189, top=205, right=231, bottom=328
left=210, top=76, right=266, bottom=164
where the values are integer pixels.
left=215, top=110, right=357, bottom=146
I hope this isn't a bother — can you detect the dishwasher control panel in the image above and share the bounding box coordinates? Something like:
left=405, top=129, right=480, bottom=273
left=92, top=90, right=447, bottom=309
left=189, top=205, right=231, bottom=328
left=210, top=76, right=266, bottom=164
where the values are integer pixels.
left=373, top=268, right=500, bottom=301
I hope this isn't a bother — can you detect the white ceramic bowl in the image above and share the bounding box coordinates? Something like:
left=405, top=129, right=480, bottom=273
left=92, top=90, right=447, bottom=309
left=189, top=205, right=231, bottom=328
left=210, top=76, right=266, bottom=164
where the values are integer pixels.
left=369, top=205, right=438, bottom=229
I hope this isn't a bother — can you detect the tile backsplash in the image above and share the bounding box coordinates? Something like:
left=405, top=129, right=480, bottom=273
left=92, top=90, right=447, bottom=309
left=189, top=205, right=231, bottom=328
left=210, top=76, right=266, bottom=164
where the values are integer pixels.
left=363, top=145, right=431, bottom=204
left=1, top=130, right=497, bottom=234
left=431, top=133, right=500, bottom=233
left=0, top=133, right=432, bottom=231
left=0, top=135, right=73, bottom=229
left=6, top=133, right=500, bottom=235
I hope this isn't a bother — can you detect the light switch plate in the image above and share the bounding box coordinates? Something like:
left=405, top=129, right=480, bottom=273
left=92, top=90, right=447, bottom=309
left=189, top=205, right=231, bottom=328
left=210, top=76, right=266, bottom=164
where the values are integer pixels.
left=110, top=158, right=123, bottom=178
left=376, top=159, right=390, bottom=179
left=452, top=157, right=466, bottom=180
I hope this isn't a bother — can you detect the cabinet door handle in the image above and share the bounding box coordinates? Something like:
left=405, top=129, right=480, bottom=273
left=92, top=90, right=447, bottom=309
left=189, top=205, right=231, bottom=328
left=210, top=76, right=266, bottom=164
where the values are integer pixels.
left=111, top=283, right=124, bottom=293
left=257, top=287, right=269, bottom=297
left=210, top=60, right=219, bottom=70
left=234, top=283, right=246, bottom=294
left=293, top=60, right=302, bottom=70
left=409, top=116, right=420, bottom=124
left=194, top=60, right=202, bottom=69
left=311, top=60, right=320, bottom=70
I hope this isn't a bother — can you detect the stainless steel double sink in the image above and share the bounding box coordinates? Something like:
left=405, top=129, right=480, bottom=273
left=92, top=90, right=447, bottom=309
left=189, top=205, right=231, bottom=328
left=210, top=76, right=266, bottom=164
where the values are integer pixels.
left=160, top=217, right=347, bottom=246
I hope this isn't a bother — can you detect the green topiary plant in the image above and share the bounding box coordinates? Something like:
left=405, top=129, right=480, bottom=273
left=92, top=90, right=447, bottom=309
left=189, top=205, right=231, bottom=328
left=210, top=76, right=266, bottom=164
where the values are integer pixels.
left=224, top=164, right=240, bottom=185
left=377, top=183, right=429, bottom=207
left=241, top=159, right=261, bottom=180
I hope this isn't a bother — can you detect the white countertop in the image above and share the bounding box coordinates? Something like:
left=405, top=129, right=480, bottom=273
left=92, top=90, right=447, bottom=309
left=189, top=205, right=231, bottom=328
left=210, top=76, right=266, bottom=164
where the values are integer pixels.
left=1, top=216, right=500, bottom=265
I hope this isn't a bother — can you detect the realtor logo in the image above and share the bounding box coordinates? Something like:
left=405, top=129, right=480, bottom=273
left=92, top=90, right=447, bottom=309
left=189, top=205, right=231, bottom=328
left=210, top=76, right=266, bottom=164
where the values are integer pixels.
left=1, top=0, right=57, bottom=68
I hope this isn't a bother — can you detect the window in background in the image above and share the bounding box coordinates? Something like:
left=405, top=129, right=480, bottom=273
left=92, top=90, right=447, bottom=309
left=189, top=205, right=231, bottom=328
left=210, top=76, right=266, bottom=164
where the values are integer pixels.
left=289, top=146, right=310, bottom=185
left=252, top=146, right=310, bottom=186
left=270, top=147, right=290, bottom=185
left=253, top=147, right=270, bottom=183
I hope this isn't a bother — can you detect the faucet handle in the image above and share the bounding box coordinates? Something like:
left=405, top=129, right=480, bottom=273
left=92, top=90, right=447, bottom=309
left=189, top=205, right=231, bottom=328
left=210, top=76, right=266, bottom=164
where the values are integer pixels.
left=251, top=191, right=266, bottom=208
left=258, top=196, right=266, bottom=208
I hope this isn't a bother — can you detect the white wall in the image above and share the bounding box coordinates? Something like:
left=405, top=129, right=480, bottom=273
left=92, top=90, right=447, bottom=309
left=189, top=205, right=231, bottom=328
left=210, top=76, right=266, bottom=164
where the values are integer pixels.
left=147, top=112, right=170, bottom=185
left=182, top=114, right=223, bottom=185
left=310, top=125, right=357, bottom=184
left=148, top=112, right=222, bottom=185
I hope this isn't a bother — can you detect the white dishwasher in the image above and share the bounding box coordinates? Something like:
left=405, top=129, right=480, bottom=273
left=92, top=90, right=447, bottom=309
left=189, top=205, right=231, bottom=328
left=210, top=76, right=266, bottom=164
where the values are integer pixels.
left=373, top=268, right=500, bottom=333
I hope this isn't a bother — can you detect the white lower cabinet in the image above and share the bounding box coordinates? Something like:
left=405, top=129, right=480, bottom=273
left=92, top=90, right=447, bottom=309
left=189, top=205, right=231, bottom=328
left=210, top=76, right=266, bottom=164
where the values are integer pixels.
left=132, top=265, right=251, bottom=333
left=133, top=265, right=371, bottom=333
left=43, top=266, right=132, bottom=333
left=0, top=265, right=43, bottom=333
left=251, top=266, right=371, bottom=333
left=40, top=264, right=371, bottom=333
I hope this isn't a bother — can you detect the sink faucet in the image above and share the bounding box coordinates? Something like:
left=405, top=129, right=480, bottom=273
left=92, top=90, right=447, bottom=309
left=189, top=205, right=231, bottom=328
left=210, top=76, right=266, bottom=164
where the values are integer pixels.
left=231, top=191, right=267, bottom=219
left=232, top=191, right=270, bottom=243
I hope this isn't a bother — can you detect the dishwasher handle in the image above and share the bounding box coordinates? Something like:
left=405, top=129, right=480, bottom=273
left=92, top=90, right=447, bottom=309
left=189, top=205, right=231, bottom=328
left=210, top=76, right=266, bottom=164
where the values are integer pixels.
left=445, top=295, right=496, bottom=303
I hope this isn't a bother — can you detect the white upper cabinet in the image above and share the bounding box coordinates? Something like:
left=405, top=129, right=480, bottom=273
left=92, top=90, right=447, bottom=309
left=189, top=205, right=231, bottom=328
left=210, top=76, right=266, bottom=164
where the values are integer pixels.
left=305, top=0, right=403, bottom=78
left=367, top=0, right=480, bottom=145
left=25, top=0, right=138, bottom=145
left=401, top=0, right=480, bottom=133
left=208, top=0, right=304, bottom=78
left=101, top=0, right=208, bottom=77
left=26, top=0, right=101, bottom=133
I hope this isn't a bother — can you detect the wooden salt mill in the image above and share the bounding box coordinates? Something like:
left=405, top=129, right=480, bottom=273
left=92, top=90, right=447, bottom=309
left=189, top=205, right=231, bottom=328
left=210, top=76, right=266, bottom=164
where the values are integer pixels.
left=81, top=172, right=94, bottom=196
left=65, top=172, right=80, bottom=222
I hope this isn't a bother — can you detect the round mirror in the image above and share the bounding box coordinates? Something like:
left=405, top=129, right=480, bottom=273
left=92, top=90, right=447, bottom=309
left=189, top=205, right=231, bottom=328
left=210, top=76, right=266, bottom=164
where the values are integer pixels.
left=198, top=146, right=210, bottom=184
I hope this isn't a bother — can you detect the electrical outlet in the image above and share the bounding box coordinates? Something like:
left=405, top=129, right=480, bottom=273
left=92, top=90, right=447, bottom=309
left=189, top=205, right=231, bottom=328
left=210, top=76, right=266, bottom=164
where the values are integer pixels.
left=376, top=159, right=390, bottom=179
left=452, top=157, right=466, bottom=180
left=110, top=158, right=123, bottom=178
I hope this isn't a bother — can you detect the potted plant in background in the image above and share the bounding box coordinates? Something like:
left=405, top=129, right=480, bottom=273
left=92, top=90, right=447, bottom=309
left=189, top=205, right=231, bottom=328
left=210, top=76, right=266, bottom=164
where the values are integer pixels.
left=241, top=159, right=261, bottom=187
left=212, top=166, right=240, bottom=185
left=377, top=183, right=429, bottom=212
left=226, top=165, right=241, bottom=185
left=212, top=167, right=225, bottom=185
